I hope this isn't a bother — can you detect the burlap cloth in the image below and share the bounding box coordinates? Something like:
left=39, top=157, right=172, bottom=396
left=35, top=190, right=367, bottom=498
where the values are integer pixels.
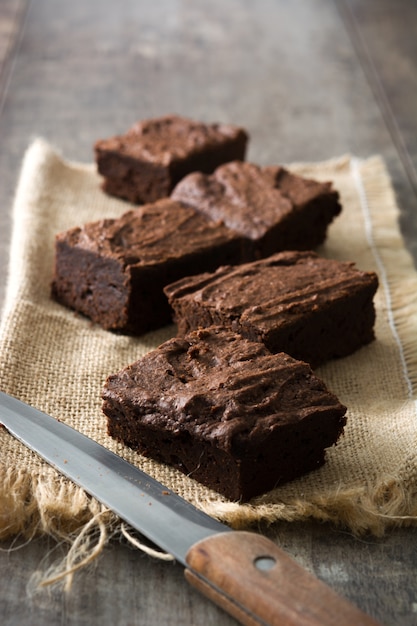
left=1, top=140, right=417, bottom=559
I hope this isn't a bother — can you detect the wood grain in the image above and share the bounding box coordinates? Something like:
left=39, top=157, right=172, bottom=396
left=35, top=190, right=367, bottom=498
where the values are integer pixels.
left=340, top=0, right=417, bottom=190
left=0, top=0, right=27, bottom=91
left=0, top=1, right=416, bottom=625
left=185, top=531, right=381, bottom=625
left=0, top=0, right=28, bottom=307
left=338, top=0, right=417, bottom=262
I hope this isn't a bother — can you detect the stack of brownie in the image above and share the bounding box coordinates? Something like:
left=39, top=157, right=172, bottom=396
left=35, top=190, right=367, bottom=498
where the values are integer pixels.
left=52, top=114, right=379, bottom=501
left=52, top=114, right=345, bottom=336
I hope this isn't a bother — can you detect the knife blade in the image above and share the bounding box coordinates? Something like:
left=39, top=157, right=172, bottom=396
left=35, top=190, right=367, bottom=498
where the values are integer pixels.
left=0, top=391, right=380, bottom=626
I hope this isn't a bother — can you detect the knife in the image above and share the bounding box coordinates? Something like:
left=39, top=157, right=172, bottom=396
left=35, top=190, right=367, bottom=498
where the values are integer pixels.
left=0, top=391, right=380, bottom=626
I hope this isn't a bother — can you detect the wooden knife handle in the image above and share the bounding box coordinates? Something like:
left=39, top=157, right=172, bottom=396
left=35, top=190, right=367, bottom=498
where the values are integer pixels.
left=185, top=531, right=381, bottom=626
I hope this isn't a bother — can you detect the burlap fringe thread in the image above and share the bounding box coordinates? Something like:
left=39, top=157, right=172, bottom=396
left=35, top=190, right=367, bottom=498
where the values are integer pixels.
left=2, top=465, right=417, bottom=592
left=0, top=466, right=174, bottom=592
left=1, top=149, right=417, bottom=591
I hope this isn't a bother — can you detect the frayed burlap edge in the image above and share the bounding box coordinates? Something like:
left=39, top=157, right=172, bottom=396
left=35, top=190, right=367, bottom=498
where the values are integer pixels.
left=2, top=464, right=417, bottom=592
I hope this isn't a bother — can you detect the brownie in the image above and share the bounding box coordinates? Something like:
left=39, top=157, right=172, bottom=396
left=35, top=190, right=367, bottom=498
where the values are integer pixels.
left=51, top=199, right=247, bottom=335
left=171, top=161, right=342, bottom=257
left=102, top=327, right=347, bottom=501
left=164, top=250, right=379, bottom=367
left=94, top=115, right=248, bottom=204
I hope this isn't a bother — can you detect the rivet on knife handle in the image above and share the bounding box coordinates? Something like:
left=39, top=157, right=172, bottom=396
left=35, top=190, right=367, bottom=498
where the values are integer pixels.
left=185, top=531, right=381, bottom=626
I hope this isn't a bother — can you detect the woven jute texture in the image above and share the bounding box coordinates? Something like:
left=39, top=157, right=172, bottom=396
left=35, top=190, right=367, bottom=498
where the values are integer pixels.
left=1, top=139, right=417, bottom=553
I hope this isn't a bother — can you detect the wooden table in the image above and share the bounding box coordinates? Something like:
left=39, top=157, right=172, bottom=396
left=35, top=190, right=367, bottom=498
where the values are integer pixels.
left=1, top=1, right=416, bottom=624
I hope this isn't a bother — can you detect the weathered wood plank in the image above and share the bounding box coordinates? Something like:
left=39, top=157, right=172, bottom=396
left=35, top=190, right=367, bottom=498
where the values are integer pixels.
left=0, top=0, right=28, bottom=308
left=0, top=0, right=28, bottom=96
left=0, top=1, right=416, bottom=625
left=338, top=0, right=417, bottom=262
left=2, top=522, right=417, bottom=625
left=340, top=0, right=417, bottom=185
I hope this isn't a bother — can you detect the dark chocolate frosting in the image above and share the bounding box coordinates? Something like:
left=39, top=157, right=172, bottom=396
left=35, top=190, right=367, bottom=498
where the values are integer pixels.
left=95, top=114, right=248, bottom=166
left=165, top=250, right=378, bottom=336
left=103, top=326, right=347, bottom=453
left=171, top=161, right=341, bottom=239
left=62, top=198, right=242, bottom=268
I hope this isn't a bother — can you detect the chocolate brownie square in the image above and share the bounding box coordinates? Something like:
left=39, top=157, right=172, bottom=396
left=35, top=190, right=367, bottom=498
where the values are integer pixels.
left=51, top=199, right=247, bottom=335
left=94, top=115, right=248, bottom=204
left=102, top=327, right=347, bottom=501
left=164, top=250, right=379, bottom=367
left=171, top=161, right=342, bottom=257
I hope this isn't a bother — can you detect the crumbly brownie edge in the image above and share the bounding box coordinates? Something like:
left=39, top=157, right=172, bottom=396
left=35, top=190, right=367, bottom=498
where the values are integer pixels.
left=52, top=203, right=249, bottom=335
left=98, top=157, right=172, bottom=204
left=253, top=191, right=343, bottom=258
left=51, top=234, right=131, bottom=330
left=94, top=121, right=248, bottom=204
left=104, top=400, right=346, bottom=501
left=164, top=254, right=379, bottom=366
left=168, top=279, right=379, bottom=366
left=102, top=328, right=347, bottom=500
left=124, top=234, right=248, bottom=335
left=171, top=162, right=342, bottom=255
